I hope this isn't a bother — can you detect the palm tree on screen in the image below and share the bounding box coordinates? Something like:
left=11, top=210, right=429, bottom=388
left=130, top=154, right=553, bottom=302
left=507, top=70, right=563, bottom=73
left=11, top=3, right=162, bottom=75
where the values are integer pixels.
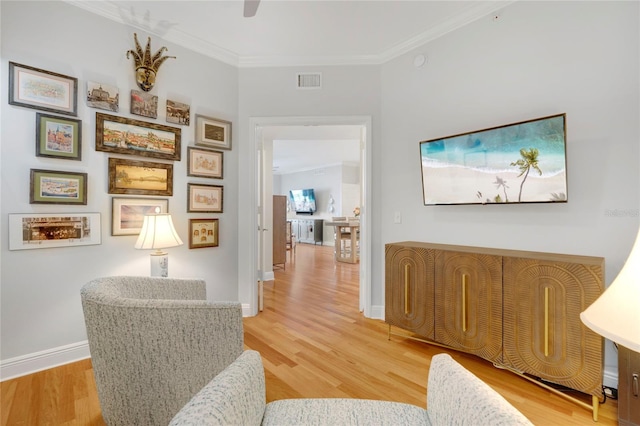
left=511, top=148, right=541, bottom=202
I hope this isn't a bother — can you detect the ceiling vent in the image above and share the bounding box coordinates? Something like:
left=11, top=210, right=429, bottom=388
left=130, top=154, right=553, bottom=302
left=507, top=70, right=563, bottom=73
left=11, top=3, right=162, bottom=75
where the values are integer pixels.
left=296, top=72, right=322, bottom=89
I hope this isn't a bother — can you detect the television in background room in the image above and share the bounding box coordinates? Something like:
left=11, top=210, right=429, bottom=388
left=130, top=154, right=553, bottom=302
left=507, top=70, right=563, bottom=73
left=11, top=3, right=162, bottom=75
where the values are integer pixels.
left=419, top=113, right=568, bottom=206
left=289, top=188, right=317, bottom=214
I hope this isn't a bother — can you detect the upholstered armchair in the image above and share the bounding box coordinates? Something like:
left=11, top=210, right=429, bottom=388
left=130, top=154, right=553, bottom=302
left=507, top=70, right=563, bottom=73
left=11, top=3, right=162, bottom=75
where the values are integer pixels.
left=80, top=276, right=244, bottom=426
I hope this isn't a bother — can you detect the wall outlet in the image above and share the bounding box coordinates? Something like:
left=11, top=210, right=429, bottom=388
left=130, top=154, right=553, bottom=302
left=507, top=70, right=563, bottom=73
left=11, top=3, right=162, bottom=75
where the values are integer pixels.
left=603, top=386, right=618, bottom=400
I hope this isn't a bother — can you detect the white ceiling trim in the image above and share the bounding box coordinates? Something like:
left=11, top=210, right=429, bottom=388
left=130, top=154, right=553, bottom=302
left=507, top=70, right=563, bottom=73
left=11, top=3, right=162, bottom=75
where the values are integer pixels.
left=64, top=0, right=515, bottom=68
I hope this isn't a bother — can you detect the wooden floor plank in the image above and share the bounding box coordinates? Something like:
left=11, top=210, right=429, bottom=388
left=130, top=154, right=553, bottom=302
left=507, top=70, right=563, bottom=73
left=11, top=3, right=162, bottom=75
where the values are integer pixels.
left=0, top=243, right=618, bottom=425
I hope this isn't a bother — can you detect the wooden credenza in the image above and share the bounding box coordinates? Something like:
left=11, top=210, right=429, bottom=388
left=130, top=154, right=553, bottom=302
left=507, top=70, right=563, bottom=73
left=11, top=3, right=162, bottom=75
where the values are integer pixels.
left=385, top=241, right=604, bottom=418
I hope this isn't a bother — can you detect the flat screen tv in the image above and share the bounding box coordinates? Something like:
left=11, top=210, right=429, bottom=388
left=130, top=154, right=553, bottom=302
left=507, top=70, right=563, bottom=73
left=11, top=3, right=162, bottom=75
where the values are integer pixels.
left=289, top=188, right=317, bottom=214
left=419, top=113, right=568, bottom=205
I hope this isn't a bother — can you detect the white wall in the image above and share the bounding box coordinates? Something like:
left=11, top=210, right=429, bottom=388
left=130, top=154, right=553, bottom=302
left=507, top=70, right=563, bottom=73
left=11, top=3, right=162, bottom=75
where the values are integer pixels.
left=378, top=1, right=639, bottom=386
left=1, top=1, right=240, bottom=363
left=1, top=0, right=638, bottom=388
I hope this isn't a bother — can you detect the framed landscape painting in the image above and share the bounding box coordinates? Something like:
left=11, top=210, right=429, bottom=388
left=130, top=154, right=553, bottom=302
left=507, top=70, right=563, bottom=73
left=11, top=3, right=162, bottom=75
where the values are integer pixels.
left=30, top=169, right=87, bottom=205
left=111, top=197, right=168, bottom=236
left=108, top=158, right=173, bottom=196
left=96, top=112, right=181, bottom=161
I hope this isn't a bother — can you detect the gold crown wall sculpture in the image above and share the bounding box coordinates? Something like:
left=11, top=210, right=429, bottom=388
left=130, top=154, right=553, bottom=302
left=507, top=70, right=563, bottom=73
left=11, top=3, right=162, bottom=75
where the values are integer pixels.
left=126, top=33, right=176, bottom=92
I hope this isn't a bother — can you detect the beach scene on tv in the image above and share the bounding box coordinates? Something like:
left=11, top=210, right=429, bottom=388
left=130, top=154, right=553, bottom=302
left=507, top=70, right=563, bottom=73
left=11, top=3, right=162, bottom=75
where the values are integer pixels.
left=420, top=114, right=567, bottom=205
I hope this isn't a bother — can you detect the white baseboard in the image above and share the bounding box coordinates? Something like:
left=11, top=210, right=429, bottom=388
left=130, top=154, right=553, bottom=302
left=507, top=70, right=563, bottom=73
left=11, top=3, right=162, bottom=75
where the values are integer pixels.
left=369, top=304, right=385, bottom=320
left=0, top=341, right=91, bottom=381
left=263, top=271, right=275, bottom=282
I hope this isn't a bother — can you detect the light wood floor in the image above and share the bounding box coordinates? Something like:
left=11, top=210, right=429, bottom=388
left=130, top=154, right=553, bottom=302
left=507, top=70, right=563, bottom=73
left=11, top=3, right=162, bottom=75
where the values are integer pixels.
left=1, top=244, right=617, bottom=425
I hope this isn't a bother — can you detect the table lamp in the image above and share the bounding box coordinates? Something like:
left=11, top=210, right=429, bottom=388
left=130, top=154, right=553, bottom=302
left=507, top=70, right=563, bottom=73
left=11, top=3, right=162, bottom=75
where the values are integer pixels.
left=580, top=226, right=640, bottom=352
left=134, top=213, right=183, bottom=277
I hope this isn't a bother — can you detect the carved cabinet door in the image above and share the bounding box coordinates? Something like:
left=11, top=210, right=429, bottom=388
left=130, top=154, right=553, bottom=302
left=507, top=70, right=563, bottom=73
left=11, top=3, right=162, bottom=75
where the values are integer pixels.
left=502, top=257, right=604, bottom=397
left=434, top=251, right=503, bottom=363
left=385, top=244, right=435, bottom=339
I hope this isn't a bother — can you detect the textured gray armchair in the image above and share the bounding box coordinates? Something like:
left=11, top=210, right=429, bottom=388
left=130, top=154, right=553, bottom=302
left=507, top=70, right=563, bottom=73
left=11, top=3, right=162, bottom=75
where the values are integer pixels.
left=80, top=276, right=244, bottom=426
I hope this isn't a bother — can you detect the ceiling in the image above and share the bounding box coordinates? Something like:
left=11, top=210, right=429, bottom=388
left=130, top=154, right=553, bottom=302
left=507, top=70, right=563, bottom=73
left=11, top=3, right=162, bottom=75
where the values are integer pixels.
left=65, top=0, right=513, bottom=67
left=65, top=0, right=512, bottom=175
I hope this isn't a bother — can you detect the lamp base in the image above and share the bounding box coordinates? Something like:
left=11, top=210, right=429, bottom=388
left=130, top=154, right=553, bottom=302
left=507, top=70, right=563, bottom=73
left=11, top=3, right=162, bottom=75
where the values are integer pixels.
left=150, top=251, right=169, bottom=277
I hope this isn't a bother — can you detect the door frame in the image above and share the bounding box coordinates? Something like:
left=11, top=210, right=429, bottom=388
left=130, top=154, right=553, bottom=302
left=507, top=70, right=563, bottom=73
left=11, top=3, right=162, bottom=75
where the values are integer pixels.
left=248, top=115, right=372, bottom=316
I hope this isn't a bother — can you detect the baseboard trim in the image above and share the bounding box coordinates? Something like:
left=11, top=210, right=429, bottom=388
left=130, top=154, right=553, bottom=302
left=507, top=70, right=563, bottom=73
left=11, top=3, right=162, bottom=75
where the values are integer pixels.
left=0, top=341, right=91, bottom=381
left=603, top=367, right=618, bottom=389
left=369, top=304, right=384, bottom=320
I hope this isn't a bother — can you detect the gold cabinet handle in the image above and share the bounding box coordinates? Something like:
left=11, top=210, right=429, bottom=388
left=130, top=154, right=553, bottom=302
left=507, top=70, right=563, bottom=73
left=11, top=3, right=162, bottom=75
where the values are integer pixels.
left=544, top=287, right=550, bottom=357
left=462, top=274, right=468, bottom=332
left=404, top=264, right=410, bottom=314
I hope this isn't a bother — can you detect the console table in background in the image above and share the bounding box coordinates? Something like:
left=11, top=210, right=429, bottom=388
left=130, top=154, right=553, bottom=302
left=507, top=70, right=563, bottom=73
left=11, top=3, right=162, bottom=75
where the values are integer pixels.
left=327, top=219, right=359, bottom=263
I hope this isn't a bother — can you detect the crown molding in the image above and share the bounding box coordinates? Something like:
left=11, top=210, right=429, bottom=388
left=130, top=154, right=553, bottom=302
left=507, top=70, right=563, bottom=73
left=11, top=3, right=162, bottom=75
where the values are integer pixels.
left=63, top=0, right=515, bottom=69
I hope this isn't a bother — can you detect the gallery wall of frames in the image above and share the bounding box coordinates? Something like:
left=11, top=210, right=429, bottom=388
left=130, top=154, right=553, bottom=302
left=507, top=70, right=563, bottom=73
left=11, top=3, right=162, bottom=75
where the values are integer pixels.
left=7, top=55, right=230, bottom=252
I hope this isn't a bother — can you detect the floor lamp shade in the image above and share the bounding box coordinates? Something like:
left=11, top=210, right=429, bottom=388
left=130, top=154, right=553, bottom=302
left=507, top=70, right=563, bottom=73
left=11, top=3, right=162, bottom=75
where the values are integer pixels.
left=580, top=227, right=640, bottom=353
left=135, top=214, right=183, bottom=277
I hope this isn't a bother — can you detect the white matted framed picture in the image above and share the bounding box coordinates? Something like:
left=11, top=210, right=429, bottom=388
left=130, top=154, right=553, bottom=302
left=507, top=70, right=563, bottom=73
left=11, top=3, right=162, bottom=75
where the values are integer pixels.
left=187, top=146, right=223, bottom=179
left=111, top=197, right=168, bottom=236
left=187, top=183, right=223, bottom=213
left=9, top=62, right=78, bottom=116
left=195, top=114, right=231, bottom=150
left=9, top=213, right=101, bottom=250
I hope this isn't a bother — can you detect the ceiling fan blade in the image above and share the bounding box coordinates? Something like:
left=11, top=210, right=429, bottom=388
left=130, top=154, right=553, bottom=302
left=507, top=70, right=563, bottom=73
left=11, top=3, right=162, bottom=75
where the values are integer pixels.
left=244, top=0, right=260, bottom=18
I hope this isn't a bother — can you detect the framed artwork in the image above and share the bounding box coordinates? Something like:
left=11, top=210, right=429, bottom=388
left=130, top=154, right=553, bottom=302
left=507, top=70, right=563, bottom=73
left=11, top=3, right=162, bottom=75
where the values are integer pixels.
left=195, top=114, right=231, bottom=150
left=36, top=113, right=82, bottom=160
left=96, top=112, right=181, bottom=161
left=166, top=100, right=190, bottom=125
left=111, top=197, right=168, bottom=236
left=189, top=218, right=219, bottom=249
left=131, top=90, right=158, bottom=119
left=8, top=62, right=78, bottom=116
left=187, top=183, right=223, bottom=213
left=108, top=157, right=173, bottom=196
left=30, top=169, right=87, bottom=205
left=87, top=81, right=119, bottom=112
left=420, top=113, right=568, bottom=205
left=187, top=146, right=223, bottom=179
left=9, top=213, right=101, bottom=251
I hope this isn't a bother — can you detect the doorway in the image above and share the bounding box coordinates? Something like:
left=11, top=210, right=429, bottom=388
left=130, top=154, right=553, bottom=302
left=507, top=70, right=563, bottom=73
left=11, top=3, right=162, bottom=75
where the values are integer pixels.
left=251, top=116, right=372, bottom=317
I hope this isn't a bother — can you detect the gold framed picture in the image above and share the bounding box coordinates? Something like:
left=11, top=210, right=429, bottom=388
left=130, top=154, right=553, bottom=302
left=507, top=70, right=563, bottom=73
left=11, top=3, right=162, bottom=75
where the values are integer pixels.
left=189, top=218, right=219, bottom=249
left=96, top=112, right=181, bottom=161
left=108, top=158, right=173, bottom=196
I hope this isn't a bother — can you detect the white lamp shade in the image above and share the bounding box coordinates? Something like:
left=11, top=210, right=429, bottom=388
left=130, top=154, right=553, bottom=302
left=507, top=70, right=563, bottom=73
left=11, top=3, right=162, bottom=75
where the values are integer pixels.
left=134, top=214, right=183, bottom=250
left=580, top=227, right=640, bottom=352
